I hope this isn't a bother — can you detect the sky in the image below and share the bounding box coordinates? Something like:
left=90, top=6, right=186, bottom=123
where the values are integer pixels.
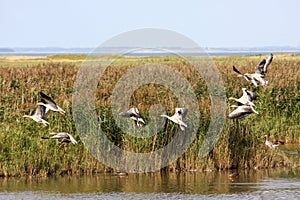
left=1, top=0, right=300, bottom=48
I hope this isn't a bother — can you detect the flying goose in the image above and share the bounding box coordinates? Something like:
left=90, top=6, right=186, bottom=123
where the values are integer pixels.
left=255, top=53, right=273, bottom=77
left=161, top=107, right=188, bottom=131
left=245, top=89, right=257, bottom=101
left=264, top=135, right=279, bottom=148
left=228, top=105, right=258, bottom=119
left=42, top=132, right=78, bottom=144
left=233, top=66, right=268, bottom=87
left=37, top=92, right=65, bottom=115
left=228, top=88, right=257, bottom=107
left=23, top=105, right=49, bottom=126
left=119, top=107, right=145, bottom=127
left=254, top=59, right=267, bottom=75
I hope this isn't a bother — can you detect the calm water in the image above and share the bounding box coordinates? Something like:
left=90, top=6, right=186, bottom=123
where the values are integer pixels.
left=0, top=168, right=300, bottom=199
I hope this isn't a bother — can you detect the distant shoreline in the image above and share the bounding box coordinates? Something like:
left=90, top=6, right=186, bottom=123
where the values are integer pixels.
left=1, top=46, right=300, bottom=57
left=1, top=50, right=300, bottom=57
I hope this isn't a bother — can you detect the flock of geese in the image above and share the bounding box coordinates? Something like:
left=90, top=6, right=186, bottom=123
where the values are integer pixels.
left=118, top=53, right=280, bottom=149
left=23, top=92, right=77, bottom=145
left=23, top=54, right=278, bottom=149
left=228, top=53, right=273, bottom=119
left=120, top=107, right=188, bottom=131
left=229, top=53, right=282, bottom=148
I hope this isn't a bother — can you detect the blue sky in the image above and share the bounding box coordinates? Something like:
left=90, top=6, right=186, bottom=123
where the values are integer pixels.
left=1, top=0, right=300, bottom=48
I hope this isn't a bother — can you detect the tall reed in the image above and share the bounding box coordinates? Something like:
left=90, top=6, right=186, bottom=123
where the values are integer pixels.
left=0, top=54, right=299, bottom=176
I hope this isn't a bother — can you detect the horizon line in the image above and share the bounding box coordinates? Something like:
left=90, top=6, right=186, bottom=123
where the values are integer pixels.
left=1, top=45, right=300, bottom=50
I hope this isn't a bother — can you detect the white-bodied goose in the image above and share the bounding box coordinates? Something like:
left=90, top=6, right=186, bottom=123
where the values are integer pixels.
left=233, top=66, right=268, bottom=87
left=23, top=105, right=49, bottom=126
left=228, top=105, right=258, bottom=119
left=255, top=53, right=273, bottom=77
left=37, top=92, right=65, bottom=115
left=245, top=89, right=257, bottom=101
left=228, top=88, right=257, bottom=107
left=42, top=132, right=78, bottom=144
left=161, top=108, right=188, bottom=131
left=119, top=107, right=145, bottom=127
left=254, top=59, right=267, bottom=75
left=264, top=135, right=279, bottom=148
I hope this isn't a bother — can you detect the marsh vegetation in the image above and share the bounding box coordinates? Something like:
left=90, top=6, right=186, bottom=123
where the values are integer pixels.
left=0, top=54, right=299, bottom=177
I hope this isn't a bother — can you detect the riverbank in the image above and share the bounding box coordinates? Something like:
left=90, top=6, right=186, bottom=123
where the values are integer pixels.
left=0, top=54, right=299, bottom=177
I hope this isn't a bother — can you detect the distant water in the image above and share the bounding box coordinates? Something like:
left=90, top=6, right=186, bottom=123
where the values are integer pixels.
left=123, top=51, right=300, bottom=56
left=1, top=51, right=300, bottom=57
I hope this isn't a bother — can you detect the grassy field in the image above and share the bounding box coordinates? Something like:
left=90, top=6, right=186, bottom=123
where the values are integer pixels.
left=0, top=54, right=299, bottom=177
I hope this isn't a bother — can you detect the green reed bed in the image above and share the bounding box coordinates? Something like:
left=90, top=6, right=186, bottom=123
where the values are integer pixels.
left=0, top=54, right=299, bottom=177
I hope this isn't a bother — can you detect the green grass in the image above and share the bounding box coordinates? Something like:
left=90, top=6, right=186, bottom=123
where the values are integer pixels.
left=47, top=54, right=88, bottom=60
left=0, top=54, right=299, bottom=177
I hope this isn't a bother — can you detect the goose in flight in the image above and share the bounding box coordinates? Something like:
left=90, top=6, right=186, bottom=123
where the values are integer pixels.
left=228, top=105, right=258, bottom=119
left=254, top=59, right=267, bottom=76
left=264, top=135, right=279, bottom=148
left=23, top=105, right=49, bottom=126
left=255, top=53, right=273, bottom=77
left=228, top=88, right=257, bottom=107
left=161, top=108, right=188, bottom=131
left=37, top=92, right=65, bottom=115
left=233, top=66, right=268, bottom=87
left=42, top=132, right=78, bottom=144
left=119, top=107, right=145, bottom=127
left=245, top=89, right=257, bottom=101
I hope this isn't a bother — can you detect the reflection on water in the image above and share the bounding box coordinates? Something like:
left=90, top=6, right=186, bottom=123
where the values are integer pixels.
left=0, top=168, right=300, bottom=199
